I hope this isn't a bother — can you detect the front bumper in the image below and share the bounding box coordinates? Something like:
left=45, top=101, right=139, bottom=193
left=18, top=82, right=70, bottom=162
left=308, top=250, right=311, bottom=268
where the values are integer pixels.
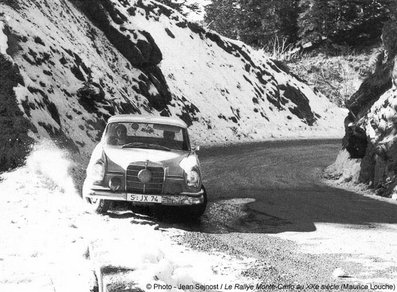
left=84, top=186, right=205, bottom=206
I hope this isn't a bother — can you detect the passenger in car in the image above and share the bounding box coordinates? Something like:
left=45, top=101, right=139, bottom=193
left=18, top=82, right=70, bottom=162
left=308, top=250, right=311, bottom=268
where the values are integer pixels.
left=163, top=130, right=180, bottom=149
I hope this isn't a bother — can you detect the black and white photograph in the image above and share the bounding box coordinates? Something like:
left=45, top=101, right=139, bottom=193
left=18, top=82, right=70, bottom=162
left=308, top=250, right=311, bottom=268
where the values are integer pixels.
left=0, top=0, right=397, bottom=291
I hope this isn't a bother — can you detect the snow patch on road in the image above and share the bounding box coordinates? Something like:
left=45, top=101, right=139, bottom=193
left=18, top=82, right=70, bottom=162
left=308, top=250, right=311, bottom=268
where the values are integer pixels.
left=272, top=223, right=397, bottom=283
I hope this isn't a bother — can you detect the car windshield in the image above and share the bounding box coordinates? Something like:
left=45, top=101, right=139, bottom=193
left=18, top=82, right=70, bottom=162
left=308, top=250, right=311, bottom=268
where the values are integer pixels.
left=104, top=122, right=190, bottom=151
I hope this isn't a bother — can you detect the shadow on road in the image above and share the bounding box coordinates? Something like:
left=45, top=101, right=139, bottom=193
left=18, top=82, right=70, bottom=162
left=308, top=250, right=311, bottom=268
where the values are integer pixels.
left=154, top=185, right=397, bottom=235
left=156, top=140, right=397, bottom=234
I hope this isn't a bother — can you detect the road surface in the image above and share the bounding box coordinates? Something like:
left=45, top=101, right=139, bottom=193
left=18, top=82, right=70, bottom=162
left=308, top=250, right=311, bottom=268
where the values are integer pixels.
left=157, top=139, right=397, bottom=285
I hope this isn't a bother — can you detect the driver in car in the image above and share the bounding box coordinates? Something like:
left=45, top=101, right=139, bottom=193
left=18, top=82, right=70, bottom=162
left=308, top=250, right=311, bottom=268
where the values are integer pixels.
left=109, top=124, right=127, bottom=145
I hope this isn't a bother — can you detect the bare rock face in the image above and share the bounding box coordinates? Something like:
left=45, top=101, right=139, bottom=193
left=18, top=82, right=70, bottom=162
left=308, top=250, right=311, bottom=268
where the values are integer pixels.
left=279, top=84, right=316, bottom=126
left=70, top=0, right=163, bottom=67
left=341, top=17, right=397, bottom=197
left=345, top=50, right=394, bottom=120
left=343, top=123, right=367, bottom=159
left=0, top=53, right=35, bottom=171
left=69, top=0, right=172, bottom=113
left=344, top=19, right=397, bottom=160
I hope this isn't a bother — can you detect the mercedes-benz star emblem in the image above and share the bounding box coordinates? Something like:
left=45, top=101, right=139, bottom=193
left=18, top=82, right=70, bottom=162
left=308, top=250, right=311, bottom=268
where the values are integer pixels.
left=138, top=169, right=152, bottom=183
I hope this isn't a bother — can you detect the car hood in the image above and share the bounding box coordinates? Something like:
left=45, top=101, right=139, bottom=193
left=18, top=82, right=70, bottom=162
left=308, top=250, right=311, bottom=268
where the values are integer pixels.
left=103, top=146, right=190, bottom=176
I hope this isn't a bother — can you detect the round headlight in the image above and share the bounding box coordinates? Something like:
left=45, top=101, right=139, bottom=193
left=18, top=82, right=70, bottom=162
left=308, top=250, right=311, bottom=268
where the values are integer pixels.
left=90, top=161, right=105, bottom=182
left=109, top=177, right=122, bottom=191
left=186, top=169, right=200, bottom=188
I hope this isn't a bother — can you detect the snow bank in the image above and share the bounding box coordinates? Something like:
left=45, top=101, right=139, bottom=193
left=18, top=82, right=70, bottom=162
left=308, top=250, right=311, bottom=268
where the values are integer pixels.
left=0, top=141, right=90, bottom=292
left=324, top=149, right=361, bottom=184
left=87, top=214, right=254, bottom=291
left=0, top=21, right=8, bottom=55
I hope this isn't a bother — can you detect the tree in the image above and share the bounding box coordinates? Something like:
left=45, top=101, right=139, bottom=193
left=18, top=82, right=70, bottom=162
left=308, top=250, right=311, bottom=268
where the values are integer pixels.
left=206, top=0, right=393, bottom=50
left=298, top=0, right=334, bottom=44
left=205, top=0, right=299, bottom=48
left=298, top=0, right=392, bottom=47
left=238, top=0, right=273, bottom=47
left=277, top=0, right=299, bottom=44
left=204, top=0, right=241, bottom=40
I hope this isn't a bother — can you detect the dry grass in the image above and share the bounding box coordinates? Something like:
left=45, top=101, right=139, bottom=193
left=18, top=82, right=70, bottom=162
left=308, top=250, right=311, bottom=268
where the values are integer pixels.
left=286, top=50, right=380, bottom=107
left=260, top=37, right=302, bottom=62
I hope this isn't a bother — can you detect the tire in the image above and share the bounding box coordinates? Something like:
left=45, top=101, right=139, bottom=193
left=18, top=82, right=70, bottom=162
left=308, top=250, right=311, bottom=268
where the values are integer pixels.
left=130, top=204, right=152, bottom=216
left=186, top=185, right=207, bottom=220
left=85, top=197, right=111, bottom=214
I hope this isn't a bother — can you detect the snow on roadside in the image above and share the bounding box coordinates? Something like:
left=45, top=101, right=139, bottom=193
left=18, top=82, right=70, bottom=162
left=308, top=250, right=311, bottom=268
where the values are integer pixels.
left=324, top=149, right=361, bottom=185
left=0, top=141, right=92, bottom=292
left=88, top=213, right=254, bottom=291
left=271, top=222, right=397, bottom=283
left=324, top=149, right=397, bottom=203
left=0, top=141, right=255, bottom=291
left=308, top=151, right=397, bottom=283
left=0, top=20, right=8, bottom=55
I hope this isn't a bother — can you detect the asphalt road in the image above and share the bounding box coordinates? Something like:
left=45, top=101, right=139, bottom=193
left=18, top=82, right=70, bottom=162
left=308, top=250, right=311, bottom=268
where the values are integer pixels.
left=158, top=139, right=397, bottom=285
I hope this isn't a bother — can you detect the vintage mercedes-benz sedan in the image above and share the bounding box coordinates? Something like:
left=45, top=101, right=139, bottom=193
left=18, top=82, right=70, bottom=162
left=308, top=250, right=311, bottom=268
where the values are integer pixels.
left=82, top=115, right=207, bottom=218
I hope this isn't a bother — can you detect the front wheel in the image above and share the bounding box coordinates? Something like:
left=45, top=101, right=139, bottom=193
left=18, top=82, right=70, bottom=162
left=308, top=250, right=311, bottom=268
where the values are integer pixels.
left=84, top=197, right=111, bottom=214
left=186, top=186, right=208, bottom=220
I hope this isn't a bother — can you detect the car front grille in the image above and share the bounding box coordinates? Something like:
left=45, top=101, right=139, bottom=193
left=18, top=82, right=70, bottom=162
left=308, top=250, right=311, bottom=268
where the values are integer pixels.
left=126, top=165, right=164, bottom=194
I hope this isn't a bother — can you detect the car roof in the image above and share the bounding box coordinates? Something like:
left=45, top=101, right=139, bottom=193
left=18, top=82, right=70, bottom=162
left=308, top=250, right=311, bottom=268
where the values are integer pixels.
left=107, top=115, right=188, bottom=128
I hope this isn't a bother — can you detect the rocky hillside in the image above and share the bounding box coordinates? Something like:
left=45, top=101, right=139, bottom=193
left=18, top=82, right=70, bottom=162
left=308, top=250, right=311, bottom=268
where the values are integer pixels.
left=0, top=0, right=345, bottom=171
left=326, top=21, right=397, bottom=199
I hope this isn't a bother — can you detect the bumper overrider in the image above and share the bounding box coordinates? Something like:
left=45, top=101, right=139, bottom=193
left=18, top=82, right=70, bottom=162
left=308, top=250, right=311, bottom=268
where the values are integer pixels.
left=84, top=185, right=205, bottom=206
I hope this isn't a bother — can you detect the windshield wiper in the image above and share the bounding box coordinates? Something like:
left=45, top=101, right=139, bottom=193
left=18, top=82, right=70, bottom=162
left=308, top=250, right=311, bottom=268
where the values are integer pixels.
left=122, top=142, right=171, bottom=151
left=121, top=142, right=146, bottom=148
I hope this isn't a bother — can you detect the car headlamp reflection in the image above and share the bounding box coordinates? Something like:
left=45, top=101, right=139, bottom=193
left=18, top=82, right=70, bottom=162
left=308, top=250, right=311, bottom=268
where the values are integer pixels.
left=186, top=168, right=200, bottom=188
left=180, top=156, right=201, bottom=188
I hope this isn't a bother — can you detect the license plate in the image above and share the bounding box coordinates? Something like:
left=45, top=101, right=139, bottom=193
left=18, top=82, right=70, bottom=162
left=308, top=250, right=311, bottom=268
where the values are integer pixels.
left=127, top=194, right=162, bottom=204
